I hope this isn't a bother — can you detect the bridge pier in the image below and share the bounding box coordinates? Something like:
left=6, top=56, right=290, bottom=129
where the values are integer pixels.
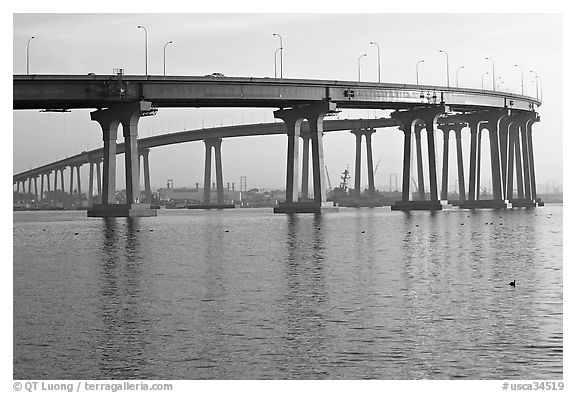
left=196, top=138, right=233, bottom=209
left=498, top=116, right=513, bottom=199
left=507, top=112, right=540, bottom=207
left=274, top=102, right=338, bottom=213
left=87, top=101, right=156, bottom=217
left=301, top=133, right=310, bottom=201
left=141, top=149, right=152, bottom=204
left=414, top=124, right=426, bottom=200
left=351, top=127, right=376, bottom=200
left=88, top=161, right=94, bottom=207
left=391, top=106, right=446, bottom=211
left=68, top=165, right=74, bottom=209
left=459, top=110, right=509, bottom=209
left=436, top=121, right=468, bottom=205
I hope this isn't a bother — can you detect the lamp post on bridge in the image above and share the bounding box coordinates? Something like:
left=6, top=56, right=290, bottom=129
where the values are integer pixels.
left=529, top=70, right=539, bottom=99
left=274, top=47, right=281, bottom=78
left=481, top=71, right=490, bottom=90
left=496, top=76, right=504, bottom=91
left=369, top=41, right=381, bottom=83
left=416, top=59, right=424, bottom=85
left=439, top=49, right=450, bottom=87
left=357, top=53, right=367, bottom=82
left=26, top=36, right=35, bottom=75
left=514, top=64, right=524, bottom=95
left=272, top=33, right=283, bottom=78
left=456, top=66, right=464, bottom=87
left=137, top=25, right=148, bottom=76
left=485, top=57, right=496, bottom=91
left=163, top=40, right=173, bottom=76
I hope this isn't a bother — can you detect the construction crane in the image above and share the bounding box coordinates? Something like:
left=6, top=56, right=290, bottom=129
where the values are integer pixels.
left=325, top=166, right=332, bottom=190
left=373, top=157, right=383, bottom=175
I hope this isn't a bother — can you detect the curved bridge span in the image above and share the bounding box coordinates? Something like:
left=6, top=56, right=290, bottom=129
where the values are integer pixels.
left=13, top=74, right=542, bottom=215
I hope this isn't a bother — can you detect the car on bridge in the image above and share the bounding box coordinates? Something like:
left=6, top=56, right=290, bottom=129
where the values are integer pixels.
left=204, top=72, right=225, bottom=77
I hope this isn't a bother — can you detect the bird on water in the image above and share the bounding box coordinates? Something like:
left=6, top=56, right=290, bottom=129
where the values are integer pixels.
left=509, top=280, right=516, bottom=287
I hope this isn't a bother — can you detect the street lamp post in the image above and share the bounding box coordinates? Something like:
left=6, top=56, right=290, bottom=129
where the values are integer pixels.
left=274, top=47, right=281, bottom=78
left=529, top=70, right=539, bottom=99
left=485, top=57, right=495, bottom=91
left=358, top=53, right=367, bottom=82
left=416, top=59, right=424, bottom=85
left=439, top=50, right=449, bottom=87
left=369, top=41, right=381, bottom=83
left=496, top=76, right=504, bottom=91
left=163, top=40, right=173, bottom=76
left=481, top=71, right=490, bottom=90
left=456, top=66, right=464, bottom=87
left=514, top=64, right=524, bottom=95
left=26, top=36, right=35, bottom=75
left=137, top=25, right=148, bottom=76
left=272, top=33, right=283, bottom=78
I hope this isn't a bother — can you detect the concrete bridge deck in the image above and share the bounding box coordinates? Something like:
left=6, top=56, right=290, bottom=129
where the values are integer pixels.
left=13, top=74, right=540, bottom=112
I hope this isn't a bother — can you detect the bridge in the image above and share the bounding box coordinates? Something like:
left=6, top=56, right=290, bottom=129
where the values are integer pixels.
left=12, top=117, right=399, bottom=209
left=13, top=74, right=542, bottom=216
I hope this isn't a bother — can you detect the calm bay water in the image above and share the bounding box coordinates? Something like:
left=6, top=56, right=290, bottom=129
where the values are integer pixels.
left=13, top=206, right=563, bottom=380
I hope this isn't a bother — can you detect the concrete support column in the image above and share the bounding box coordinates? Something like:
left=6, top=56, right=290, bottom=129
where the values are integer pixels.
left=46, top=172, right=51, bottom=201
left=425, top=121, right=439, bottom=202
left=455, top=128, right=466, bottom=203
left=274, top=110, right=304, bottom=203
left=90, top=111, right=119, bottom=205
left=468, top=121, right=479, bottom=201
left=487, top=123, right=503, bottom=201
left=40, top=174, right=44, bottom=202
left=365, top=128, right=376, bottom=197
left=400, top=127, right=412, bottom=202
left=214, top=139, right=224, bottom=203
left=122, top=118, right=141, bottom=204
left=88, top=162, right=94, bottom=207
left=33, top=177, right=38, bottom=202
left=26, top=178, right=31, bottom=202
left=53, top=170, right=58, bottom=203
left=391, top=106, right=447, bottom=205
left=60, top=169, right=65, bottom=205
left=476, top=129, right=483, bottom=200
left=69, top=166, right=74, bottom=209
left=498, top=118, right=512, bottom=199
left=90, top=102, right=149, bottom=206
left=513, top=126, right=525, bottom=199
left=307, top=107, right=331, bottom=203
left=352, top=130, right=363, bottom=197
left=301, top=134, right=311, bottom=201
left=519, top=123, right=532, bottom=200
left=203, top=140, right=213, bottom=204
left=141, top=149, right=152, bottom=203
left=440, top=127, right=450, bottom=200
left=273, top=102, right=336, bottom=209
left=76, top=165, right=82, bottom=207
left=506, top=124, right=516, bottom=200
left=414, top=125, right=425, bottom=200
left=96, top=160, right=102, bottom=198
left=526, top=117, right=539, bottom=199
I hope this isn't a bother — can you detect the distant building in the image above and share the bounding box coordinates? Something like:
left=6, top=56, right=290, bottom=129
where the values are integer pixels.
left=157, top=186, right=241, bottom=205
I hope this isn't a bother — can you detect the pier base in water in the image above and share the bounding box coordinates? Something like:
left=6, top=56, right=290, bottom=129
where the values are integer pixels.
left=391, top=200, right=443, bottom=211
left=510, top=199, right=537, bottom=208
left=459, top=200, right=509, bottom=210
left=274, top=201, right=338, bottom=213
left=187, top=204, right=235, bottom=210
left=87, top=203, right=157, bottom=217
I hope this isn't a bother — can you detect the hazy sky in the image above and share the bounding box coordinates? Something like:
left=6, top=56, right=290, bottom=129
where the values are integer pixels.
left=11, top=11, right=564, bottom=192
